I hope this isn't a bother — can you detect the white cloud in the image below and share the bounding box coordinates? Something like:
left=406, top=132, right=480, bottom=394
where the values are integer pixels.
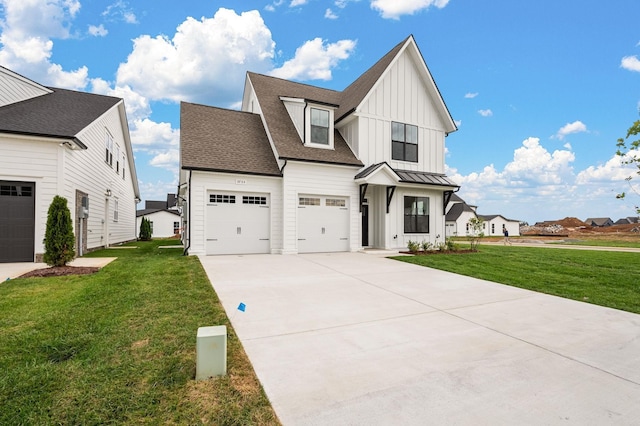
left=130, top=119, right=179, bottom=149
left=271, top=38, right=356, bottom=81
left=554, top=120, right=587, bottom=140
left=370, top=0, right=450, bottom=19
left=478, top=109, right=493, bottom=117
left=464, top=92, right=478, bottom=99
left=149, top=149, right=180, bottom=171
left=325, top=8, right=339, bottom=19
left=88, top=24, right=108, bottom=37
left=290, top=0, right=308, bottom=6
left=576, top=154, right=639, bottom=184
left=454, top=119, right=462, bottom=127
left=115, top=8, right=275, bottom=104
left=102, top=1, right=138, bottom=24
left=621, top=55, right=640, bottom=72
left=0, top=0, right=87, bottom=88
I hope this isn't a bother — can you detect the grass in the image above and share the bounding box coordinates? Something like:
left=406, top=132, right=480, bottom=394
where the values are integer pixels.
left=549, top=238, right=640, bottom=248
left=0, top=239, right=279, bottom=425
left=392, top=244, right=640, bottom=314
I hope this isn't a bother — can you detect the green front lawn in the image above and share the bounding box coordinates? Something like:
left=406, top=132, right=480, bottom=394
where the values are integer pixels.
left=0, top=240, right=279, bottom=425
left=392, top=245, right=640, bottom=314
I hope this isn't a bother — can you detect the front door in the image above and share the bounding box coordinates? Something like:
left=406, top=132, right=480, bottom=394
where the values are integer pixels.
left=361, top=204, right=369, bottom=247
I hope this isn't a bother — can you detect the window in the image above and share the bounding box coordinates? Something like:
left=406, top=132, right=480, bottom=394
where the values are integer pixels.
left=404, top=196, right=429, bottom=233
left=210, top=194, right=235, bottom=204
left=122, top=153, right=126, bottom=179
left=310, top=108, right=330, bottom=145
left=174, top=221, right=180, bottom=235
left=326, top=198, right=346, bottom=207
left=243, top=196, right=267, bottom=205
left=491, top=223, right=495, bottom=234
left=115, top=145, right=120, bottom=173
left=299, top=197, right=320, bottom=206
left=113, top=199, right=119, bottom=222
left=0, top=185, right=32, bottom=196
left=392, top=122, right=418, bottom=162
left=105, top=131, right=113, bottom=166
left=149, top=221, right=154, bottom=234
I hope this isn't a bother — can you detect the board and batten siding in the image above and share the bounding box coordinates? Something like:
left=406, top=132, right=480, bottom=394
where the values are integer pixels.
left=391, top=187, right=447, bottom=250
left=65, top=104, right=138, bottom=249
left=351, top=48, right=447, bottom=174
left=282, top=161, right=360, bottom=254
left=187, top=171, right=283, bottom=256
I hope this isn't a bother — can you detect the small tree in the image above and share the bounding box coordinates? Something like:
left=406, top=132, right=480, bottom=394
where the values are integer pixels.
left=616, top=118, right=640, bottom=214
left=139, top=217, right=152, bottom=241
left=467, top=217, right=485, bottom=252
left=43, top=195, right=75, bottom=266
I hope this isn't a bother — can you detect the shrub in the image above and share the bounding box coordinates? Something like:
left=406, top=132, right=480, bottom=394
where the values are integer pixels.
left=43, top=195, right=75, bottom=266
left=139, top=217, right=152, bottom=241
left=421, top=241, right=433, bottom=252
left=407, top=240, right=420, bottom=253
left=445, top=237, right=459, bottom=252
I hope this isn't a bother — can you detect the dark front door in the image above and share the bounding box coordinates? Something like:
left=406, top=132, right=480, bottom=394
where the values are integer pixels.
left=361, top=204, right=369, bottom=247
left=0, top=181, right=35, bottom=262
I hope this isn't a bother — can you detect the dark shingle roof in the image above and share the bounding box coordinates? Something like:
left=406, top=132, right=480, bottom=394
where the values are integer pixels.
left=446, top=202, right=475, bottom=221
left=136, top=208, right=180, bottom=218
left=0, top=87, right=120, bottom=143
left=247, top=72, right=362, bottom=167
left=180, top=102, right=282, bottom=176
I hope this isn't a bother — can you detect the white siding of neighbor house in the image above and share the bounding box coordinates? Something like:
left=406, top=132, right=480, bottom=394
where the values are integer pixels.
left=0, top=67, right=51, bottom=107
left=352, top=49, right=447, bottom=174
left=187, top=170, right=282, bottom=256
left=282, top=161, right=361, bottom=254
left=67, top=104, right=138, bottom=249
left=136, top=211, right=180, bottom=239
left=483, top=217, right=521, bottom=237
left=0, top=103, right=138, bottom=260
left=446, top=210, right=478, bottom=237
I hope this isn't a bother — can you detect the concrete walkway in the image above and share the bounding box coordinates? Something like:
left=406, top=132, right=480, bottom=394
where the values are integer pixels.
left=1, top=257, right=117, bottom=281
left=199, top=252, right=640, bottom=425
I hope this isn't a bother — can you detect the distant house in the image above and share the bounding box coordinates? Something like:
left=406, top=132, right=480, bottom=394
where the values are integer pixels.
left=136, top=194, right=181, bottom=238
left=445, top=194, right=477, bottom=237
left=478, top=215, right=521, bottom=237
left=0, top=66, right=140, bottom=263
left=584, top=217, right=614, bottom=227
left=445, top=194, right=520, bottom=237
left=614, top=217, right=639, bottom=225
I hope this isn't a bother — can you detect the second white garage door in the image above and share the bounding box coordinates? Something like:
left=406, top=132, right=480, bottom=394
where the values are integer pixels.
left=206, top=191, right=270, bottom=255
left=297, top=195, right=349, bottom=253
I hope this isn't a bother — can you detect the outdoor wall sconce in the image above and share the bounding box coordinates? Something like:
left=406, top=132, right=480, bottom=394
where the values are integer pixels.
left=105, top=189, right=112, bottom=197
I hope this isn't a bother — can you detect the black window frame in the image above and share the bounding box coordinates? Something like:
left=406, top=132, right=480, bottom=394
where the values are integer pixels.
left=310, top=108, right=330, bottom=146
left=392, top=122, right=418, bottom=163
left=404, top=196, right=429, bottom=234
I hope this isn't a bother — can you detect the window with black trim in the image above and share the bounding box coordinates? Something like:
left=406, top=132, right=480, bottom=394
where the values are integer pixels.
left=115, top=145, right=120, bottom=173
left=404, top=196, right=429, bottom=233
left=243, top=196, right=267, bottom=205
left=392, top=122, right=418, bottom=162
left=105, top=130, right=114, bottom=166
left=210, top=194, right=236, bottom=204
left=174, top=221, right=180, bottom=234
left=114, top=199, right=119, bottom=222
left=310, top=108, right=330, bottom=145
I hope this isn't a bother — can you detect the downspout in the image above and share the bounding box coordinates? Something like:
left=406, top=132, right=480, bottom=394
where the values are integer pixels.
left=303, top=103, right=308, bottom=144
left=280, top=159, right=288, bottom=173
left=183, top=170, right=192, bottom=256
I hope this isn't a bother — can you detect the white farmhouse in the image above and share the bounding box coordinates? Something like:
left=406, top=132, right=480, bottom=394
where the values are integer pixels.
left=0, top=66, right=140, bottom=262
left=136, top=194, right=181, bottom=238
left=179, top=36, right=459, bottom=255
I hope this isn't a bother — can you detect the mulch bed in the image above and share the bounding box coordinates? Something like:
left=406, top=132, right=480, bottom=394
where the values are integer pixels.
left=19, top=266, right=99, bottom=278
left=399, top=249, right=476, bottom=255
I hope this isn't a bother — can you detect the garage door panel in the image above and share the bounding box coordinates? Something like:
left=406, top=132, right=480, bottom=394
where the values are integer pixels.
left=206, top=192, right=270, bottom=255
left=0, top=181, right=35, bottom=262
left=298, top=195, right=349, bottom=253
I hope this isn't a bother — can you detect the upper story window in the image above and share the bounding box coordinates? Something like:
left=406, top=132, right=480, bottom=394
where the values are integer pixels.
left=105, top=130, right=114, bottom=167
left=115, top=145, right=121, bottom=173
left=392, top=122, right=418, bottom=162
left=310, top=108, right=330, bottom=145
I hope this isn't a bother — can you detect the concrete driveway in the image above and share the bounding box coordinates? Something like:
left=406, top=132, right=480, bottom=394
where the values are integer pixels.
left=199, top=252, right=640, bottom=425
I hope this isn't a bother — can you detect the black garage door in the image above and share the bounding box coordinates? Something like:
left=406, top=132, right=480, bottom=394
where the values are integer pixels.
left=0, top=181, right=35, bottom=262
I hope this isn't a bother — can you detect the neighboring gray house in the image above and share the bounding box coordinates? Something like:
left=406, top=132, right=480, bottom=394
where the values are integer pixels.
left=179, top=35, right=460, bottom=255
left=585, top=217, right=614, bottom=227
left=0, top=66, right=140, bottom=262
left=136, top=194, right=181, bottom=238
left=614, top=217, right=639, bottom=225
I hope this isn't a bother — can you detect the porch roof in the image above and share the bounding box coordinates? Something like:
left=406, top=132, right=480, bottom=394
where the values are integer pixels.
left=355, top=162, right=459, bottom=189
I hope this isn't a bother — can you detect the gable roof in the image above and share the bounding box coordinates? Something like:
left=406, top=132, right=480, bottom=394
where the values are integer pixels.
left=0, top=87, right=121, bottom=146
left=181, top=102, right=282, bottom=176
left=446, top=202, right=476, bottom=221
left=247, top=72, right=363, bottom=167
left=136, top=208, right=180, bottom=218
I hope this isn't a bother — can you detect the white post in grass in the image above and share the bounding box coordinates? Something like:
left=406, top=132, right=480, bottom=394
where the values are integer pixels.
left=196, top=325, right=227, bottom=380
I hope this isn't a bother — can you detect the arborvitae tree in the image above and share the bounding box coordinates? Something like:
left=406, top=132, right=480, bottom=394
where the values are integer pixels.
left=139, top=217, right=152, bottom=241
left=43, top=195, right=76, bottom=266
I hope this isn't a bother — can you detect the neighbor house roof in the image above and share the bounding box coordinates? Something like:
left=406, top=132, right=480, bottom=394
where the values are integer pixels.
left=180, top=102, right=282, bottom=177
left=136, top=208, right=180, bottom=218
left=585, top=217, right=613, bottom=226
left=247, top=72, right=363, bottom=167
left=0, top=87, right=121, bottom=146
left=446, top=202, right=476, bottom=221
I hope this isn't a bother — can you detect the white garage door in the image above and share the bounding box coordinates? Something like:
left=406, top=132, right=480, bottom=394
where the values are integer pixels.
left=206, top=192, right=270, bottom=255
left=298, top=195, right=349, bottom=253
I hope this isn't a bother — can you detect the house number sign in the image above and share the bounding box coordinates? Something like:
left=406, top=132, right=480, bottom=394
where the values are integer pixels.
left=235, top=179, right=247, bottom=185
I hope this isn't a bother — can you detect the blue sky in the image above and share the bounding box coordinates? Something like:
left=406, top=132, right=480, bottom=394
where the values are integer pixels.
left=1, top=0, right=639, bottom=224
